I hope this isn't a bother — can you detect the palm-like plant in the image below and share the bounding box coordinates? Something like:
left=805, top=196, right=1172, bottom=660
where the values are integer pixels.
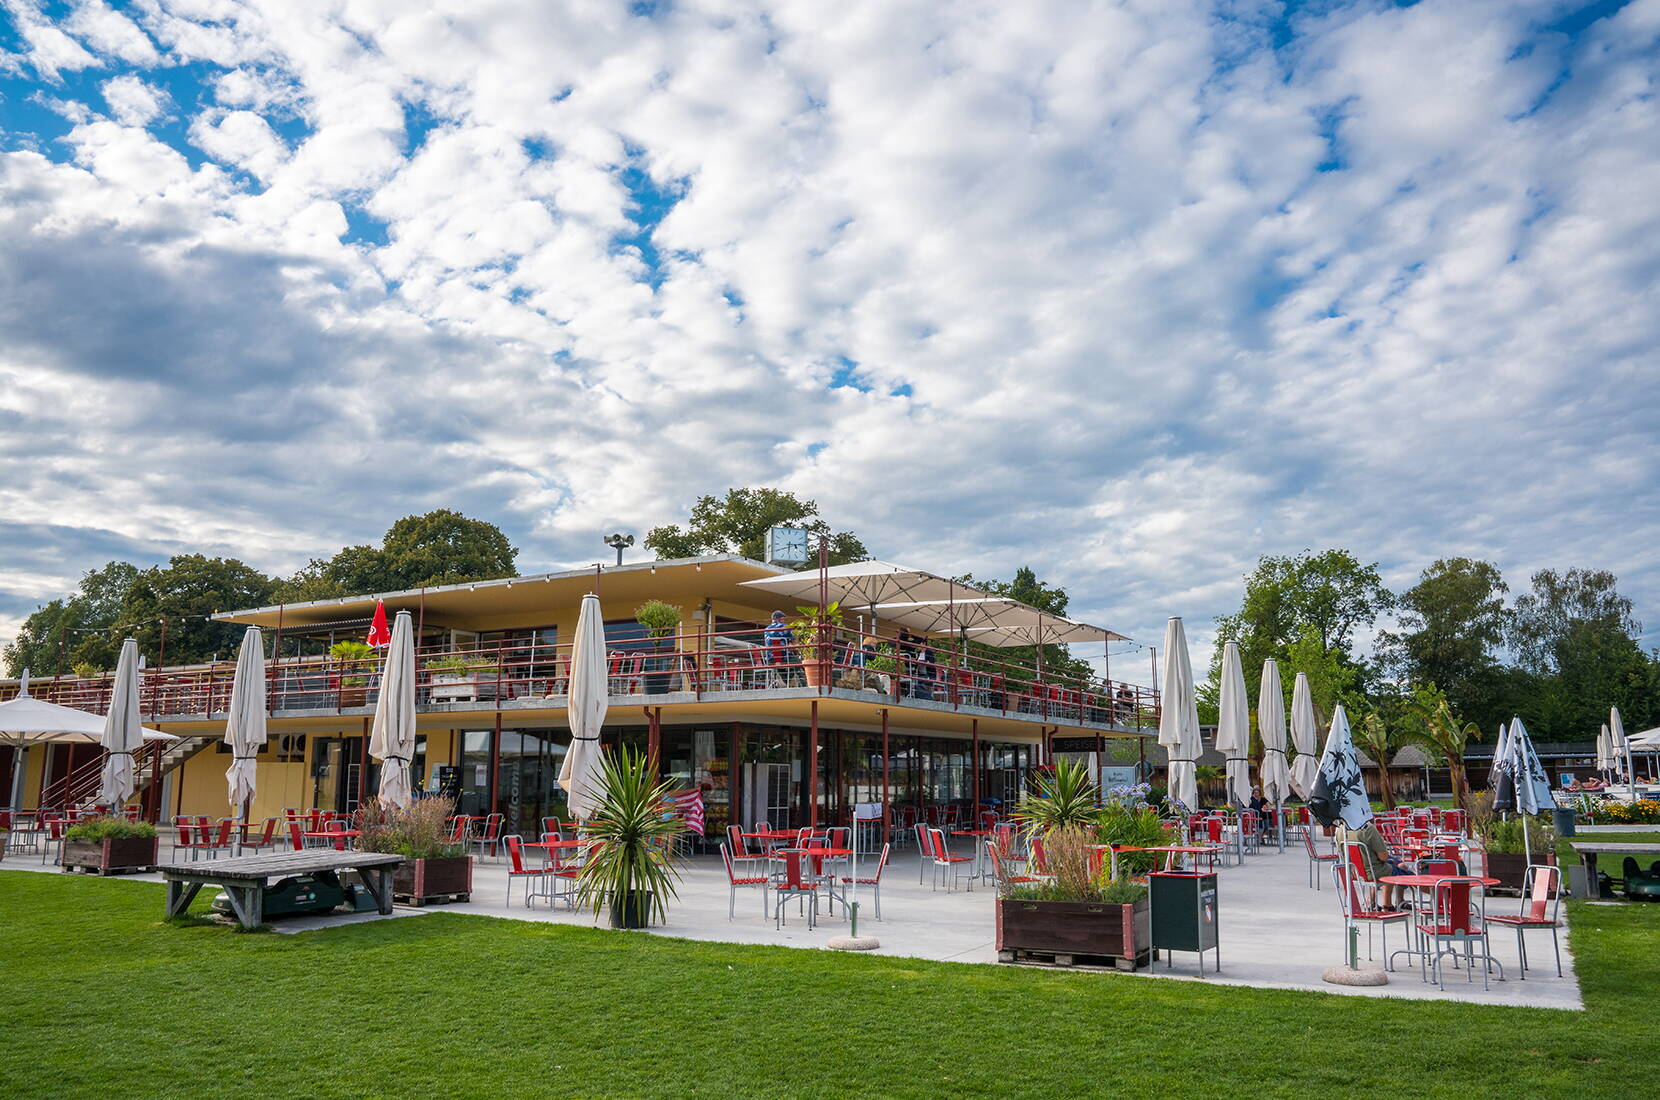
left=1353, top=711, right=1397, bottom=810
left=1013, top=758, right=1102, bottom=836
left=575, top=746, right=686, bottom=927
left=1400, top=685, right=1481, bottom=812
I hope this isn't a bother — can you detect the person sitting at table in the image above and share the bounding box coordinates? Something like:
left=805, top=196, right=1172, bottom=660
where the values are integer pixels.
left=1247, top=787, right=1272, bottom=831
left=1339, top=820, right=1408, bottom=910
left=762, top=610, right=797, bottom=683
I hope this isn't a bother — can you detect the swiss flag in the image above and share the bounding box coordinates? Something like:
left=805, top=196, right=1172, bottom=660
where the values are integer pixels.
left=367, top=600, right=392, bottom=648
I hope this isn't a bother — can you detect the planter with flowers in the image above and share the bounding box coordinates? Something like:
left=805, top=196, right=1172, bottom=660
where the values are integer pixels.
left=358, top=797, right=472, bottom=905
left=61, top=815, right=159, bottom=876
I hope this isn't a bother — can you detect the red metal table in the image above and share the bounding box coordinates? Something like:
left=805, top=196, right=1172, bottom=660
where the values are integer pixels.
left=303, top=829, right=360, bottom=852
left=1381, top=874, right=1501, bottom=977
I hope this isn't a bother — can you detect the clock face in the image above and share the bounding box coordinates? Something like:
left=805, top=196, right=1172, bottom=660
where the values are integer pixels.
left=770, top=526, right=810, bottom=564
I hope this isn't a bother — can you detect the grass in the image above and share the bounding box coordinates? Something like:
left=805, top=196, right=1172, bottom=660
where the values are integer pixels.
left=2, top=871, right=1659, bottom=1099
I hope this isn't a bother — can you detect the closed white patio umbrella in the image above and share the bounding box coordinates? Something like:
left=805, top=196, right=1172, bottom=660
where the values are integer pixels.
left=1158, top=617, right=1200, bottom=812
left=224, top=627, right=268, bottom=837
left=1611, top=706, right=1633, bottom=802
left=558, top=593, right=609, bottom=821
left=1258, top=659, right=1291, bottom=849
left=369, top=610, right=417, bottom=810
left=1215, top=641, right=1252, bottom=809
left=1289, top=672, right=1318, bottom=798
left=98, top=639, right=145, bottom=810
left=1309, top=705, right=1371, bottom=830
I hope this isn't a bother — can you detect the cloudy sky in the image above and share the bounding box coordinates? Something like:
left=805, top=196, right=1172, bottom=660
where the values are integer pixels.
left=2, top=0, right=1658, bottom=683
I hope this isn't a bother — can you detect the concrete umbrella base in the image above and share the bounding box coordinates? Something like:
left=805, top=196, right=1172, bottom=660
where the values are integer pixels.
left=827, top=935, right=881, bottom=951
left=1322, top=965, right=1388, bottom=986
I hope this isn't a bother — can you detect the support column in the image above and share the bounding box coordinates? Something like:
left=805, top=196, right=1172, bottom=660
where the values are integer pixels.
left=808, top=700, right=819, bottom=828
left=971, top=718, right=981, bottom=814
left=880, top=708, right=890, bottom=843
left=359, top=716, right=370, bottom=808
left=646, top=706, right=661, bottom=772
left=488, top=711, right=502, bottom=815
left=730, top=722, right=743, bottom=828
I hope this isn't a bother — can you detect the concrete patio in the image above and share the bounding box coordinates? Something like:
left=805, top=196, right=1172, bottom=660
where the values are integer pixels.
left=8, top=833, right=1581, bottom=1008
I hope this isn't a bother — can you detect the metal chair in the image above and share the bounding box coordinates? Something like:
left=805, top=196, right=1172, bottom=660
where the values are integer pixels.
left=720, top=842, right=769, bottom=919
left=1487, top=864, right=1564, bottom=978
left=840, top=843, right=891, bottom=919
left=1331, top=862, right=1410, bottom=966
left=1412, top=876, right=1503, bottom=991
left=1302, top=825, right=1337, bottom=889
left=470, top=812, right=504, bottom=862
left=502, top=835, right=558, bottom=908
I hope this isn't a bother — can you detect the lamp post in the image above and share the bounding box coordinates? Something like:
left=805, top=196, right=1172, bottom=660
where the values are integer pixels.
left=603, top=532, right=634, bottom=566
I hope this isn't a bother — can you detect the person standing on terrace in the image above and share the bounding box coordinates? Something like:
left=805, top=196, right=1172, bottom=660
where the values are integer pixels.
left=763, top=610, right=797, bottom=685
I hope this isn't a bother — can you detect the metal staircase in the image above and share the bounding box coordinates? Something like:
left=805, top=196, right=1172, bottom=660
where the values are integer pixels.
left=39, top=734, right=218, bottom=816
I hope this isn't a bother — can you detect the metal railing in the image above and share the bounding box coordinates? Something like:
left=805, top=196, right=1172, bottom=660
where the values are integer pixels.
left=1, top=621, right=1159, bottom=730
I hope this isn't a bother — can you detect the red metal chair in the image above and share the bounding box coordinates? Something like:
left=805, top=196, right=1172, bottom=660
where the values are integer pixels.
left=914, top=822, right=933, bottom=883
left=241, top=817, right=279, bottom=854
left=1412, top=876, right=1502, bottom=991
left=840, top=842, right=891, bottom=919
left=471, top=813, right=504, bottom=862
left=190, top=819, right=234, bottom=861
left=1303, top=825, right=1337, bottom=889
left=928, top=827, right=974, bottom=892
left=502, top=835, right=558, bottom=908
left=725, top=824, right=768, bottom=871
left=721, top=842, right=769, bottom=919
left=772, top=849, right=821, bottom=929
left=985, top=839, right=1040, bottom=894
left=1332, top=862, right=1410, bottom=966
left=40, top=817, right=68, bottom=865
left=1487, top=864, right=1564, bottom=978
left=286, top=816, right=309, bottom=852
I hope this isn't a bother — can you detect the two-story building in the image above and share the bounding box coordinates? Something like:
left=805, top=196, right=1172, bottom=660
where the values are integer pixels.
left=3, top=555, right=1158, bottom=839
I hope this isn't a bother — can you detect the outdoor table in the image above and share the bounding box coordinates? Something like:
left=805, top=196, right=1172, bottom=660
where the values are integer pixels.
left=157, top=850, right=403, bottom=930
left=304, top=829, right=360, bottom=852
left=741, top=830, right=797, bottom=854
left=1569, top=842, right=1660, bottom=898
left=777, top=847, right=853, bottom=912
left=1380, top=874, right=1501, bottom=976
left=1138, top=845, right=1223, bottom=873
left=953, top=829, right=993, bottom=880
left=524, top=837, right=593, bottom=867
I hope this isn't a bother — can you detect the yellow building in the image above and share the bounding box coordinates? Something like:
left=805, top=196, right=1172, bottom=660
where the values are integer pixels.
left=3, top=556, right=1157, bottom=838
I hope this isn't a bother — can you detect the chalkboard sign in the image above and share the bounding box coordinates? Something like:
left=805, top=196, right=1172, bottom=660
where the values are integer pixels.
left=431, top=765, right=461, bottom=801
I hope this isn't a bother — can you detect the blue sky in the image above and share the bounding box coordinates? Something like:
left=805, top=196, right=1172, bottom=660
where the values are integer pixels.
left=1, top=0, right=1658, bottom=680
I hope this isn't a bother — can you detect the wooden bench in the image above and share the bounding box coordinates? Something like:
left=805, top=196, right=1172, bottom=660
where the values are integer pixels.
left=157, top=850, right=404, bottom=929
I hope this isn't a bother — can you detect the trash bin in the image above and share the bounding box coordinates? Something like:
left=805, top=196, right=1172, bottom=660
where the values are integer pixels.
left=1552, top=807, right=1576, bottom=836
left=1150, top=871, right=1219, bottom=974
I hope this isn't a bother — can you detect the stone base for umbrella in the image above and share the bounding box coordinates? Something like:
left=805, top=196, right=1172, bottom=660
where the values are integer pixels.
left=827, top=934, right=881, bottom=951
left=1322, top=965, right=1388, bottom=986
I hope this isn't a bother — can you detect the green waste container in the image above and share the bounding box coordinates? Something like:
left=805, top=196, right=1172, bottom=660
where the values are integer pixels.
left=1149, top=871, right=1218, bottom=974
left=1552, top=807, right=1576, bottom=836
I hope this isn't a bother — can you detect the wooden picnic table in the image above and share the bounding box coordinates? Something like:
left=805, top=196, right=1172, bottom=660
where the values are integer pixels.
left=1569, top=841, right=1660, bottom=898
left=157, top=850, right=404, bottom=930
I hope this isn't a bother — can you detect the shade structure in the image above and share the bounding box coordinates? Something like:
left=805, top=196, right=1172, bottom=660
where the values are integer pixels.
left=1289, top=672, right=1319, bottom=797
left=1214, top=641, right=1252, bottom=807
left=558, top=593, right=609, bottom=820
left=1595, top=723, right=1610, bottom=772
left=223, top=626, right=268, bottom=813
left=1257, top=659, right=1292, bottom=805
left=0, top=669, right=174, bottom=747
left=98, top=638, right=144, bottom=808
left=738, top=559, right=1126, bottom=644
left=1309, top=704, right=1371, bottom=829
left=1628, top=727, right=1660, bottom=750
left=369, top=610, right=417, bottom=810
left=1491, top=720, right=1515, bottom=812
left=1157, top=618, right=1200, bottom=811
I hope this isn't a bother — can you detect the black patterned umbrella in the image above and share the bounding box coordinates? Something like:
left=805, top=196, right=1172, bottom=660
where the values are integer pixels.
left=1308, top=705, right=1372, bottom=830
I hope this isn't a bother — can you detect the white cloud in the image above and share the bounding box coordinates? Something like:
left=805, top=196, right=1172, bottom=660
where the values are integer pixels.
left=1, top=0, right=1658, bottom=682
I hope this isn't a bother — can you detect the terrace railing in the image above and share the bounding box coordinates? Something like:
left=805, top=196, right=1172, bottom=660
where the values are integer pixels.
left=0, top=621, right=1159, bottom=731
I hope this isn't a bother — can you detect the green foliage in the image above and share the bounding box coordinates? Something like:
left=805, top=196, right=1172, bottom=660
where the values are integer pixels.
left=788, top=602, right=843, bottom=659
left=1510, top=567, right=1641, bottom=674
left=422, top=654, right=478, bottom=675
left=71, top=661, right=101, bottom=680
left=575, top=747, right=687, bottom=925
left=947, top=567, right=1093, bottom=681
left=1378, top=557, right=1509, bottom=712
left=1397, top=683, right=1480, bottom=808
left=644, top=487, right=868, bottom=566
left=329, top=640, right=375, bottom=664
left=633, top=600, right=682, bottom=638
left=1095, top=805, right=1173, bottom=876
left=63, top=815, right=158, bottom=842
left=1352, top=710, right=1399, bottom=810
left=1013, top=758, right=1102, bottom=835
left=276, top=510, right=519, bottom=602
left=355, top=798, right=466, bottom=860
left=1480, top=817, right=1557, bottom=855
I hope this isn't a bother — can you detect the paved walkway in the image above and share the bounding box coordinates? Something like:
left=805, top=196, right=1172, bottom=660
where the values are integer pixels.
left=5, top=835, right=1581, bottom=1008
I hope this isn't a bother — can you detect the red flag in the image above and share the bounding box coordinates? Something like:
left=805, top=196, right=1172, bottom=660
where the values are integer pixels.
left=367, top=600, right=392, bottom=648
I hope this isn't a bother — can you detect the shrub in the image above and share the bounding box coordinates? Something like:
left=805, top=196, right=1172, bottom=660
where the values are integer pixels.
left=64, top=815, right=157, bottom=842
left=422, top=655, right=477, bottom=676
left=1481, top=816, right=1556, bottom=855
left=355, top=797, right=465, bottom=860
left=1593, top=799, right=1660, bottom=825
left=633, top=600, right=682, bottom=639
left=1014, top=758, right=1103, bottom=835
left=1096, top=805, right=1174, bottom=876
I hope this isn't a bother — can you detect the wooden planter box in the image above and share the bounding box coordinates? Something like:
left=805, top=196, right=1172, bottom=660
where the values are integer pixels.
left=61, top=836, right=159, bottom=876
left=392, top=855, right=472, bottom=905
left=995, top=896, right=1151, bottom=970
left=1486, top=850, right=1554, bottom=894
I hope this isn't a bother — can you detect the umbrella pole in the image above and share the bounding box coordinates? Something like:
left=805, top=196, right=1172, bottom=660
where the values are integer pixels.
left=1522, top=813, right=1531, bottom=866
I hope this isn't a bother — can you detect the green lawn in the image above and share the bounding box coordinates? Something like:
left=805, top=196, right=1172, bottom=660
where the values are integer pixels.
left=2, top=870, right=1657, bottom=1099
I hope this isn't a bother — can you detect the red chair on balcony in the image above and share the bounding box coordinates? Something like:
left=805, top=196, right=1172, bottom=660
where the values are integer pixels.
left=1487, top=864, right=1564, bottom=978
left=721, top=842, right=770, bottom=919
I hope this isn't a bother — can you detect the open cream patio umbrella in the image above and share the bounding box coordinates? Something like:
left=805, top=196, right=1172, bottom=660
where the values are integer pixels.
left=1215, top=641, right=1252, bottom=809
left=98, top=639, right=145, bottom=810
left=1289, top=672, right=1318, bottom=798
left=1258, top=658, right=1291, bottom=849
left=558, top=593, right=609, bottom=821
left=2, top=668, right=175, bottom=806
left=1157, top=617, right=1200, bottom=813
left=369, top=610, right=417, bottom=811
left=224, top=627, right=268, bottom=839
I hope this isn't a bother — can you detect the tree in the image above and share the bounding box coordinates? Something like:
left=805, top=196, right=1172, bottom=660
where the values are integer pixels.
left=275, top=510, right=519, bottom=602
left=120, top=555, right=278, bottom=667
left=1399, top=684, right=1481, bottom=812
left=644, top=488, right=867, bottom=566
left=1210, top=549, right=1393, bottom=701
left=3, top=562, right=140, bottom=676
left=1354, top=711, right=1399, bottom=810
left=953, top=567, right=1093, bottom=681
left=1379, top=558, right=1508, bottom=711
left=1509, top=567, right=1641, bottom=674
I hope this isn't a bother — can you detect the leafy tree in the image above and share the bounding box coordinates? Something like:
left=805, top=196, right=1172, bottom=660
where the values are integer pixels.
left=1353, top=711, right=1400, bottom=810
left=952, top=567, right=1092, bottom=681
left=1398, top=684, right=1482, bottom=812
left=645, top=488, right=867, bottom=566
left=275, top=510, right=519, bottom=602
left=3, top=562, right=140, bottom=676
left=1379, top=557, right=1508, bottom=708
left=1509, top=567, right=1641, bottom=674
left=119, top=555, right=278, bottom=666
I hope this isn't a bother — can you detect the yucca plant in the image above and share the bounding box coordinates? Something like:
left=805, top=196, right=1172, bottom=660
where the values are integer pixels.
left=1013, top=757, right=1103, bottom=837
left=575, top=746, right=687, bottom=928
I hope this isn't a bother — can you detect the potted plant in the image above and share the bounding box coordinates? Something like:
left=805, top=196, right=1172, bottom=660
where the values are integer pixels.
left=423, top=654, right=478, bottom=703
left=330, top=640, right=375, bottom=707
left=72, top=661, right=101, bottom=681
left=61, top=814, right=159, bottom=875
left=357, top=796, right=472, bottom=905
left=1480, top=817, right=1557, bottom=892
left=576, top=746, right=686, bottom=928
left=788, top=601, right=843, bottom=687
left=996, top=759, right=1157, bottom=968
left=864, top=643, right=897, bottom=693
left=634, top=600, right=682, bottom=695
